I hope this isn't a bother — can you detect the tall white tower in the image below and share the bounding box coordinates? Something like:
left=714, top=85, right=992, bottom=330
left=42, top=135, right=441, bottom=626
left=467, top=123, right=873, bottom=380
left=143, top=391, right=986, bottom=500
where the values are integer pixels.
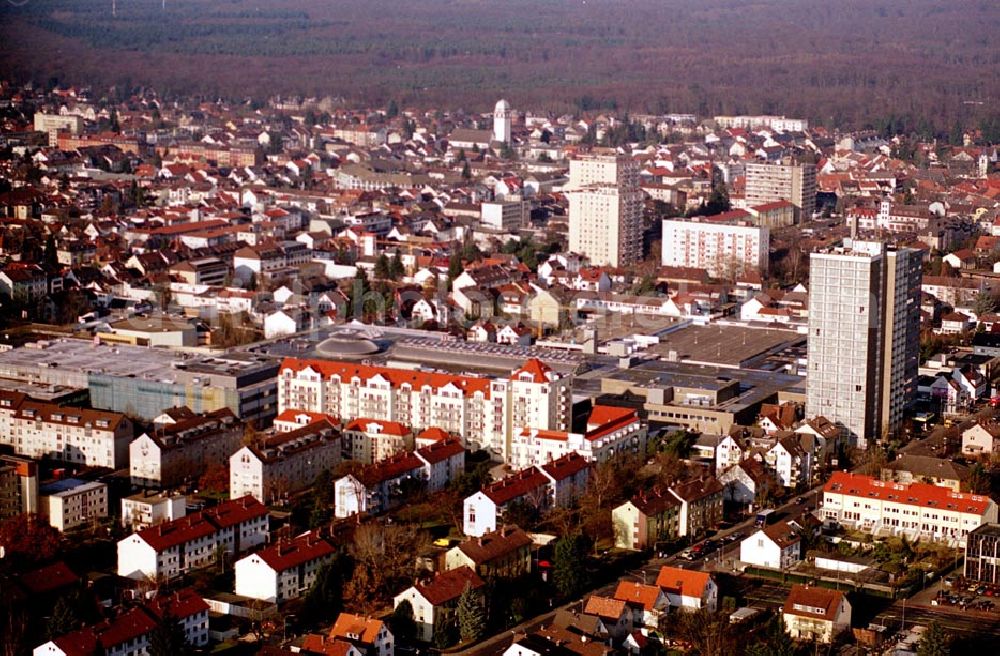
left=493, top=99, right=512, bottom=144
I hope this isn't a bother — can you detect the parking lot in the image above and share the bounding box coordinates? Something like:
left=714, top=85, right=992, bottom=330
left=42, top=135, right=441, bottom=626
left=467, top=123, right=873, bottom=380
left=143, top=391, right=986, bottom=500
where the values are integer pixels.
left=933, top=576, right=1000, bottom=612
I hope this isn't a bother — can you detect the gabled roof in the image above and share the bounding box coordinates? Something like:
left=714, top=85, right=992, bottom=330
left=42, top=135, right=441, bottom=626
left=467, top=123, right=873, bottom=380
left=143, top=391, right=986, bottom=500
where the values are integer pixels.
left=413, top=566, right=485, bottom=606
left=823, top=471, right=991, bottom=514
left=481, top=466, right=550, bottom=505
left=511, top=358, right=555, bottom=383
left=253, top=531, right=334, bottom=572
left=613, top=581, right=663, bottom=611
left=783, top=584, right=845, bottom=621
left=582, top=595, right=627, bottom=621
left=454, top=525, right=532, bottom=564
left=655, top=566, right=712, bottom=597
left=329, top=613, right=386, bottom=646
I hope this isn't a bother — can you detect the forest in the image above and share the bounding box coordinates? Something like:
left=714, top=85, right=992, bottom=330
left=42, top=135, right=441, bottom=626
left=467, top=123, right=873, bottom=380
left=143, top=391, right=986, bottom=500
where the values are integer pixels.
left=0, top=0, right=997, bottom=135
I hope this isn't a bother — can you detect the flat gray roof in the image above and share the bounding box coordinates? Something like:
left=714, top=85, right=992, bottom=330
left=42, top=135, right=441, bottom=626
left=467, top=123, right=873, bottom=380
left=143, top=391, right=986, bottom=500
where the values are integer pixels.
left=647, top=324, right=804, bottom=367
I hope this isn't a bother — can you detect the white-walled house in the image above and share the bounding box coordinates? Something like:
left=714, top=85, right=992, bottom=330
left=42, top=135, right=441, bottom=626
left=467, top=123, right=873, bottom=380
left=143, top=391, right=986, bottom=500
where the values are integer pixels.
left=612, top=581, right=669, bottom=630
left=393, top=566, right=486, bottom=643
left=234, top=531, right=335, bottom=603
left=782, top=585, right=852, bottom=644
left=329, top=613, right=395, bottom=656
left=117, top=495, right=268, bottom=581
left=739, top=522, right=802, bottom=570
left=463, top=467, right=552, bottom=537
left=654, top=566, right=717, bottom=612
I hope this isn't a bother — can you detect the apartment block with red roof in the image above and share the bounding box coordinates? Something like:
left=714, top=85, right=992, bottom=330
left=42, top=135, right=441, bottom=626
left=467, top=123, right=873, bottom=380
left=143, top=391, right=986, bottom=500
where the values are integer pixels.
left=117, top=495, right=269, bottom=580
left=277, top=356, right=569, bottom=463
left=820, top=471, right=998, bottom=547
left=234, top=531, right=335, bottom=603
left=342, top=418, right=414, bottom=464
left=510, top=404, right=646, bottom=470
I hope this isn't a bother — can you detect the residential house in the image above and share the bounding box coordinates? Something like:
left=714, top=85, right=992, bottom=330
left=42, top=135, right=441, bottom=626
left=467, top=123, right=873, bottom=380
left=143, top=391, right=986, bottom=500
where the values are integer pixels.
left=654, top=566, right=718, bottom=612
left=962, top=420, right=1000, bottom=456
left=234, top=531, right=335, bottom=603
left=739, top=522, right=802, bottom=570
left=444, top=525, right=533, bottom=579
left=612, top=581, right=669, bottom=630
left=129, top=408, right=241, bottom=488
left=464, top=467, right=551, bottom=537
left=719, top=459, right=777, bottom=506
left=880, top=454, right=969, bottom=493
left=342, top=418, right=414, bottom=464
left=117, top=495, right=268, bottom=580
left=782, top=585, right=851, bottom=644
left=765, top=433, right=810, bottom=488
left=612, top=488, right=681, bottom=551
left=328, top=614, right=394, bottom=656
left=581, top=596, right=633, bottom=643
left=230, top=420, right=341, bottom=503
left=669, top=477, right=724, bottom=539
left=511, top=405, right=647, bottom=470
left=393, top=566, right=486, bottom=643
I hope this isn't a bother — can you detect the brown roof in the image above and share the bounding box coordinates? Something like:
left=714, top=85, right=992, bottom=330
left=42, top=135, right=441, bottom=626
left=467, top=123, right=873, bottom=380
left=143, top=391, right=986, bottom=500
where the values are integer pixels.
left=783, top=584, right=845, bottom=621
left=414, top=566, right=485, bottom=606
left=455, top=525, right=532, bottom=564
left=582, top=595, right=627, bottom=621
left=762, top=522, right=801, bottom=549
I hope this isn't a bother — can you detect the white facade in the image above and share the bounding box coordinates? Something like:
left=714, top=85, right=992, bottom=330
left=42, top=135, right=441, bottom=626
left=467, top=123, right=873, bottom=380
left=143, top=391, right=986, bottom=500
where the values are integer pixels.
left=0, top=401, right=132, bottom=468
left=117, top=496, right=268, bottom=581
left=739, top=526, right=801, bottom=570
left=121, top=492, right=187, bottom=529
left=744, top=159, right=816, bottom=221
left=234, top=533, right=334, bottom=602
left=42, top=480, right=108, bottom=532
left=821, top=471, right=997, bottom=547
left=230, top=421, right=341, bottom=503
left=509, top=406, right=646, bottom=470
left=278, top=357, right=569, bottom=462
left=807, top=243, right=920, bottom=447
left=568, top=154, right=643, bottom=267
left=661, top=218, right=769, bottom=278
left=493, top=99, right=512, bottom=144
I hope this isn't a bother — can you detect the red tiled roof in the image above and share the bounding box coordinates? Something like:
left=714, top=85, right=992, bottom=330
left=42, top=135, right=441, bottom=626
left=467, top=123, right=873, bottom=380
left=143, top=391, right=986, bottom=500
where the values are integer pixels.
left=511, top=358, right=554, bottom=383
left=823, top=471, right=991, bottom=514
left=95, top=607, right=158, bottom=650
left=613, top=581, right=663, bottom=611
left=482, top=467, right=550, bottom=505
left=18, top=561, right=79, bottom=594
left=541, top=451, right=590, bottom=481
left=281, top=358, right=492, bottom=398
left=255, top=532, right=334, bottom=572
left=144, top=588, right=209, bottom=621
left=330, top=613, right=385, bottom=646
left=455, top=525, right=532, bottom=564
left=416, top=436, right=465, bottom=464
left=655, top=566, right=712, bottom=597
left=414, top=566, right=485, bottom=606
left=344, top=418, right=410, bottom=437
left=583, top=595, right=627, bottom=620
left=137, top=495, right=266, bottom=551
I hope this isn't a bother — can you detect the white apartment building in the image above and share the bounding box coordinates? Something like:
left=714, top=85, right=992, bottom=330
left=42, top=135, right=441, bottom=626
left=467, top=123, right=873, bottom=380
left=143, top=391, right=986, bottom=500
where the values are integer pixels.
left=0, top=398, right=133, bottom=468
left=40, top=479, right=108, bottom=532
left=510, top=405, right=646, bottom=470
left=744, top=159, right=816, bottom=222
left=129, top=408, right=242, bottom=488
left=342, top=418, right=413, bottom=464
left=230, top=420, right=341, bottom=504
left=121, top=491, right=186, bottom=530
left=714, top=115, right=809, bottom=132
left=278, top=357, right=570, bottom=462
left=661, top=216, right=769, bottom=279
left=820, top=471, right=998, bottom=547
left=117, top=495, right=268, bottom=580
left=481, top=200, right=526, bottom=232
left=567, top=154, right=643, bottom=267
left=334, top=437, right=465, bottom=518
left=234, top=531, right=335, bottom=603
left=807, top=241, right=921, bottom=447
left=33, top=113, right=84, bottom=146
